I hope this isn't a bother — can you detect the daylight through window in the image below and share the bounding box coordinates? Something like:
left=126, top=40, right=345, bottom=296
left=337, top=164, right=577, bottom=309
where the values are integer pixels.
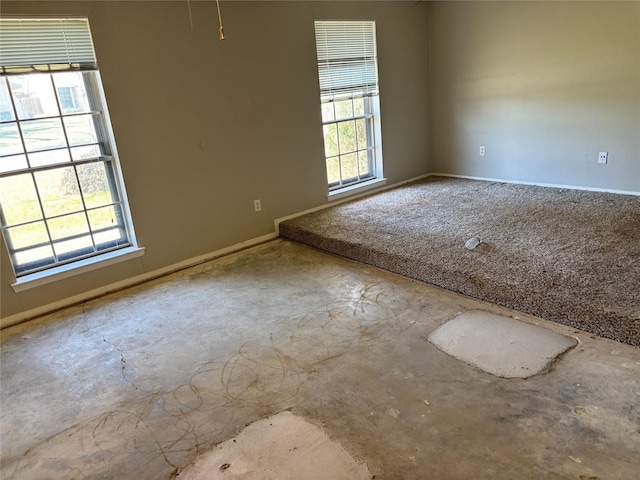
left=0, top=18, right=136, bottom=278
left=314, top=20, right=383, bottom=191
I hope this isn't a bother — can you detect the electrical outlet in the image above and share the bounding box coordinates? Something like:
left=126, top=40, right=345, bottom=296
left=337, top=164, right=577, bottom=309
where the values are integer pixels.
left=598, top=152, right=608, bottom=164
left=479, top=146, right=486, bottom=157
left=254, top=199, right=262, bottom=212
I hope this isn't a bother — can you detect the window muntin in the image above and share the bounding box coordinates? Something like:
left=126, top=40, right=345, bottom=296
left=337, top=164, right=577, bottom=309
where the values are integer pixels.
left=321, top=95, right=376, bottom=188
left=0, top=19, right=135, bottom=278
left=314, top=20, right=382, bottom=192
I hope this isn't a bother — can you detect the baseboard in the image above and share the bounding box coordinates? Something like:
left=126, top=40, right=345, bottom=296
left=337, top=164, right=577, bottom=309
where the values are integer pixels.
left=428, top=172, right=640, bottom=197
left=3, top=171, right=431, bottom=329
left=274, top=170, right=638, bottom=237
left=274, top=173, right=431, bottom=234
left=7, top=170, right=632, bottom=330
left=1, top=232, right=278, bottom=330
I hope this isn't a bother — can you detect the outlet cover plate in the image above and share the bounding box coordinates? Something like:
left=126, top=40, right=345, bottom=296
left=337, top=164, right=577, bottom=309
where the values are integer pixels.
left=598, top=152, right=608, bottom=164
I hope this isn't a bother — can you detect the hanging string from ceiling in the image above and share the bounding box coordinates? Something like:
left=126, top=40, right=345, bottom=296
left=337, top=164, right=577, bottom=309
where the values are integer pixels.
left=216, top=0, right=225, bottom=40
left=186, top=0, right=194, bottom=29
left=185, top=0, right=225, bottom=40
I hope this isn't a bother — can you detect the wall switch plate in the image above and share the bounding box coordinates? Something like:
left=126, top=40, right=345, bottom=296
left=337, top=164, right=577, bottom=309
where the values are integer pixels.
left=254, top=199, right=262, bottom=212
left=598, top=152, right=608, bottom=164
left=479, top=146, right=486, bottom=157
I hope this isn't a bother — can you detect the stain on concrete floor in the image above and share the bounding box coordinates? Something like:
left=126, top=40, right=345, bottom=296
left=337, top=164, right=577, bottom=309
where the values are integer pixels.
left=1, top=239, right=639, bottom=479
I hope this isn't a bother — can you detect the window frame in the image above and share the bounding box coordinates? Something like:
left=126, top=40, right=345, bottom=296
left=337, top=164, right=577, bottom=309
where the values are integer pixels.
left=321, top=93, right=381, bottom=191
left=314, top=20, right=385, bottom=198
left=0, top=17, right=141, bottom=288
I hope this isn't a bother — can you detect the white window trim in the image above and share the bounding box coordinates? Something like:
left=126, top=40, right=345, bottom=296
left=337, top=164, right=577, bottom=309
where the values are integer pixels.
left=1, top=18, right=140, bottom=281
left=315, top=20, right=384, bottom=194
left=327, top=176, right=387, bottom=201
left=11, top=246, right=145, bottom=292
left=327, top=93, right=385, bottom=201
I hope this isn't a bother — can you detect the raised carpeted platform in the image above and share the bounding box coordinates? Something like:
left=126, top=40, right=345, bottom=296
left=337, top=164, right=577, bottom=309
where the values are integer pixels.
left=279, top=176, right=640, bottom=347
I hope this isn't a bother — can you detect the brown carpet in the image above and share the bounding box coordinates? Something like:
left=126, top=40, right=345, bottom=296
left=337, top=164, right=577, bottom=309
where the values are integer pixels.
left=279, top=176, right=640, bottom=347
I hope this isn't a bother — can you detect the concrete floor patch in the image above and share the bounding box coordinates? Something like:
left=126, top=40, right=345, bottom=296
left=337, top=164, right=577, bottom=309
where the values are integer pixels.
left=428, top=310, right=578, bottom=378
left=177, top=411, right=371, bottom=480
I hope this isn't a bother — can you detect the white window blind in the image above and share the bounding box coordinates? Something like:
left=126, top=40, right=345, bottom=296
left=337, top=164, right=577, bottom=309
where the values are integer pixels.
left=0, top=18, right=97, bottom=74
left=314, top=20, right=378, bottom=101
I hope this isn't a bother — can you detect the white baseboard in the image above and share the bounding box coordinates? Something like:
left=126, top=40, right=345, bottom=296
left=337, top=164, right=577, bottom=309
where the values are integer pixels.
left=3, top=172, right=432, bottom=329
left=428, top=172, right=640, bottom=197
left=275, top=169, right=639, bottom=238
left=8, top=170, right=632, bottom=330
left=1, top=232, right=278, bottom=330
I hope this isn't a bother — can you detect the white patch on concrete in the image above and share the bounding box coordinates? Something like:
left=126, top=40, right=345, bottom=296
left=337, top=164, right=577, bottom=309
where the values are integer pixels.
left=178, top=411, right=371, bottom=479
left=386, top=408, right=401, bottom=418
left=428, top=310, right=577, bottom=378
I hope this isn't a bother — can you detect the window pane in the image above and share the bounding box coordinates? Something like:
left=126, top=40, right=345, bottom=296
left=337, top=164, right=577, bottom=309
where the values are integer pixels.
left=48, top=212, right=94, bottom=260
left=323, top=123, right=338, bottom=158
left=21, top=118, right=67, bottom=152
left=47, top=212, right=90, bottom=241
left=94, top=229, right=126, bottom=250
left=53, top=72, right=94, bottom=115
left=88, top=205, right=126, bottom=249
left=5, top=220, right=55, bottom=274
left=64, top=114, right=100, bottom=146
left=326, top=157, right=341, bottom=185
left=6, top=221, right=49, bottom=250
left=53, top=235, right=94, bottom=260
left=77, top=162, right=116, bottom=208
left=0, top=123, right=23, bottom=157
left=334, top=99, right=353, bottom=121
left=87, top=205, right=117, bottom=231
left=337, top=121, right=356, bottom=154
left=0, top=78, right=15, bottom=122
left=9, top=74, right=59, bottom=120
left=0, top=174, right=42, bottom=225
left=355, top=118, right=367, bottom=150
left=0, top=154, right=28, bottom=173
left=353, top=97, right=365, bottom=117
left=71, top=144, right=102, bottom=161
left=321, top=103, right=335, bottom=123
left=34, top=167, right=84, bottom=217
left=358, top=150, right=373, bottom=177
left=28, top=148, right=71, bottom=168
left=340, top=153, right=358, bottom=182
left=13, top=243, right=56, bottom=273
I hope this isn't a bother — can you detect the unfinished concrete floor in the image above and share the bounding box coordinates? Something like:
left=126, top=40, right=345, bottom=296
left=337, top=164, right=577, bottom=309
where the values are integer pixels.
left=1, top=239, right=639, bottom=479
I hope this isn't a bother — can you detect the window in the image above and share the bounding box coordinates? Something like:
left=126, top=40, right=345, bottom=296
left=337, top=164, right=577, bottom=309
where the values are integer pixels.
left=0, top=18, right=138, bottom=279
left=314, top=20, right=383, bottom=193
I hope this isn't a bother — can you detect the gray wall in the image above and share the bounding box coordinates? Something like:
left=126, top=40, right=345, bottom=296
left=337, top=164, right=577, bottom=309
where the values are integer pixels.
left=0, top=1, right=431, bottom=318
left=428, top=1, right=640, bottom=192
left=3, top=1, right=639, bottom=320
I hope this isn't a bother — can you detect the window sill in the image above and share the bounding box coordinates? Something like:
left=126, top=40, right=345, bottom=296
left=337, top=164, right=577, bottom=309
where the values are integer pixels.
left=327, top=177, right=387, bottom=202
left=11, top=246, right=145, bottom=293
